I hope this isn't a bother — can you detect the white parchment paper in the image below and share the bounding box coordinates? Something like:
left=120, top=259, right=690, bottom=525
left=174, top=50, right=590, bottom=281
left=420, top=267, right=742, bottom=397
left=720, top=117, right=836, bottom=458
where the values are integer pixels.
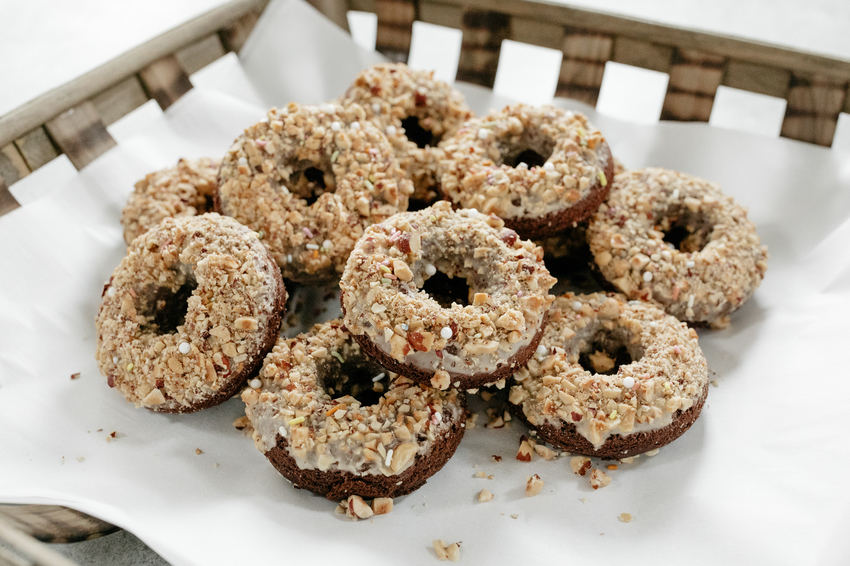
left=2, top=1, right=850, bottom=564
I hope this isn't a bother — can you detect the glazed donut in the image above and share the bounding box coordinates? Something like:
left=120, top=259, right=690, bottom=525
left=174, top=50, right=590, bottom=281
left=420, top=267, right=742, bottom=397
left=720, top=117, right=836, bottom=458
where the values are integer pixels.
left=243, top=320, right=467, bottom=500
left=95, top=214, right=286, bottom=413
left=587, top=168, right=768, bottom=327
left=216, top=102, right=413, bottom=283
left=340, top=201, right=556, bottom=391
left=121, top=157, right=220, bottom=245
left=509, top=292, right=709, bottom=459
left=340, top=63, right=474, bottom=208
left=438, top=105, right=613, bottom=239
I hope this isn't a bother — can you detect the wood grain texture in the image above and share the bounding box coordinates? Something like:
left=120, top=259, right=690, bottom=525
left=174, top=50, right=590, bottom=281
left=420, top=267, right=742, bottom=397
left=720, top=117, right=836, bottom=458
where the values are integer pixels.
left=418, top=1, right=462, bottom=29
left=139, top=55, right=194, bottom=111
left=0, top=175, right=21, bottom=217
left=90, top=76, right=150, bottom=127
left=556, top=31, right=612, bottom=106
left=0, top=506, right=117, bottom=544
left=45, top=102, right=116, bottom=171
left=781, top=73, right=848, bottom=146
left=457, top=9, right=510, bottom=87
left=722, top=60, right=790, bottom=98
left=14, top=128, right=59, bottom=171
left=0, top=144, right=30, bottom=186
left=509, top=17, right=563, bottom=50
left=611, top=36, right=672, bottom=73
left=176, top=34, right=227, bottom=75
left=219, top=8, right=262, bottom=53
left=662, top=49, right=725, bottom=122
left=375, top=0, right=415, bottom=62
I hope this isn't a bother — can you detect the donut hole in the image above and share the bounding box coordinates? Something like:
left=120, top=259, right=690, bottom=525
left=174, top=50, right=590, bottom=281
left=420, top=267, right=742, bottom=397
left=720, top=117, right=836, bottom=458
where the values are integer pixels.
left=578, top=328, right=643, bottom=376
left=401, top=116, right=438, bottom=148
left=659, top=207, right=713, bottom=254
left=421, top=269, right=472, bottom=308
left=318, top=354, right=388, bottom=407
left=288, top=159, right=336, bottom=206
left=499, top=131, right=555, bottom=169
left=137, top=267, right=198, bottom=335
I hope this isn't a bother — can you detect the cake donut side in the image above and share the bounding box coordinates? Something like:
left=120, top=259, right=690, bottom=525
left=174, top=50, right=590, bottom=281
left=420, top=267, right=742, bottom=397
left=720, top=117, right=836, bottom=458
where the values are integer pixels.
left=587, top=168, right=769, bottom=327
left=243, top=321, right=467, bottom=500
left=216, top=102, right=413, bottom=283
left=509, top=292, right=709, bottom=459
left=121, top=157, right=221, bottom=245
left=96, top=213, right=286, bottom=413
left=438, top=104, right=613, bottom=239
left=340, top=63, right=474, bottom=208
left=340, top=201, right=556, bottom=391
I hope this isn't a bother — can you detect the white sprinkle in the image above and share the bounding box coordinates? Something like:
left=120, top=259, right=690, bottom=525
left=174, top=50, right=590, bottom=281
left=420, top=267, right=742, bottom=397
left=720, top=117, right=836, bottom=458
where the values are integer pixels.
left=178, top=342, right=191, bottom=354
left=671, top=189, right=680, bottom=199
left=238, top=157, right=248, bottom=165
left=112, top=356, right=119, bottom=364
left=572, top=301, right=583, bottom=312
left=278, top=425, right=287, bottom=438
left=643, top=271, right=653, bottom=282
left=287, top=254, right=293, bottom=264
left=372, top=372, right=386, bottom=382
left=543, top=162, right=555, bottom=171
left=425, top=263, right=437, bottom=276
left=250, top=378, right=262, bottom=389
left=623, top=376, right=635, bottom=389
left=372, top=103, right=381, bottom=114
left=385, top=449, right=394, bottom=467
left=441, top=327, right=453, bottom=340
left=649, top=321, right=658, bottom=328
left=435, top=412, right=442, bottom=422
left=331, top=121, right=341, bottom=131
left=477, top=129, right=489, bottom=140
left=386, top=125, right=397, bottom=136
left=351, top=122, right=361, bottom=130
left=536, top=344, right=548, bottom=356
left=688, top=294, right=695, bottom=308
left=323, top=239, right=333, bottom=250
left=306, top=243, right=320, bottom=250
left=686, top=260, right=695, bottom=268
left=107, top=287, right=116, bottom=297
left=400, top=323, right=409, bottom=331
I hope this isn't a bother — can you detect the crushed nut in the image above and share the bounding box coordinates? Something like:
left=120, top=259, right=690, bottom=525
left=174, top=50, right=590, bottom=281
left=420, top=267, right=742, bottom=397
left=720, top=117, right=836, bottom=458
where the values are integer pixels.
left=478, top=488, right=494, bottom=502
left=432, top=539, right=461, bottom=562
left=525, top=474, right=545, bottom=497
left=195, top=448, right=203, bottom=455
left=619, top=513, right=633, bottom=523
left=516, top=435, right=533, bottom=462
left=345, top=495, right=374, bottom=520
left=570, top=456, right=591, bottom=476
left=589, top=469, right=611, bottom=490
left=372, top=497, right=393, bottom=515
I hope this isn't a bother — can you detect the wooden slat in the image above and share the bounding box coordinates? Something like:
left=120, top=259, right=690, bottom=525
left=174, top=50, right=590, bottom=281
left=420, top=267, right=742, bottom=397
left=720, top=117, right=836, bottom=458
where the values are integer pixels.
left=662, top=49, right=724, bottom=122
left=418, top=1, right=463, bottom=29
left=509, top=17, right=563, bottom=50
left=14, top=128, right=59, bottom=171
left=45, top=102, right=116, bottom=171
left=556, top=31, right=612, bottom=106
left=139, top=55, right=194, bottom=111
left=723, top=60, right=790, bottom=98
left=0, top=0, right=267, bottom=150
left=457, top=9, right=510, bottom=88
left=611, top=37, right=672, bottom=73
left=0, top=144, right=30, bottom=186
left=304, top=0, right=351, bottom=32
left=219, top=8, right=262, bottom=53
left=375, top=0, right=415, bottom=62
left=176, top=34, right=227, bottom=75
left=0, top=505, right=117, bottom=544
left=0, top=175, right=21, bottom=217
left=90, top=76, right=150, bottom=127
left=781, top=73, right=848, bottom=146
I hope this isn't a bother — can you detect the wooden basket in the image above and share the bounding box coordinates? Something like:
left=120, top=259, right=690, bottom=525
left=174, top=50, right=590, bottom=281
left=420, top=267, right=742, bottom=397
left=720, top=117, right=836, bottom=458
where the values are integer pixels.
left=0, top=0, right=847, bottom=561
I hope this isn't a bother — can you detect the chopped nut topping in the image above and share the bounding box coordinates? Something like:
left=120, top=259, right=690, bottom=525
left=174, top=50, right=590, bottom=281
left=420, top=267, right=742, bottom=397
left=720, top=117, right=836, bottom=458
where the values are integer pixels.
left=619, top=512, right=633, bottom=523
left=345, top=495, right=374, bottom=520
left=570, top=456, right=592, bottom=476
left=525, top=474, right=545, bottom=497
left=516, top=436, right=534, bottom=462
left=372, top=497, right=393, bottom=515
left=589, top=468, right=612, bottom=490
left=478, top=488, right=494, bottom=502
left=432, top=540, right=461, bottom=562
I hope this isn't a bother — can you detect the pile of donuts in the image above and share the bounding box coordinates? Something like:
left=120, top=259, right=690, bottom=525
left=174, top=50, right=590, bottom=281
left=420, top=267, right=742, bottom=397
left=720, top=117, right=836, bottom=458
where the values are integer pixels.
left=96, top=63, right=768, bottom=505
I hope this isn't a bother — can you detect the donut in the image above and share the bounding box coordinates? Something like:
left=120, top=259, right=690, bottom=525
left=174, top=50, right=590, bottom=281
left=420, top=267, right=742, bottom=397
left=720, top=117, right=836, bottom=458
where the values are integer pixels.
left=242, top=320, right=467, bottom=500
left=95, top=213, right=286, bottom=413
left=340, top=201, right=556, bottom=391
left=216, top=102, right=413, bottom=283
left=121, top=157, right=220, bottom=245
left=438, top=105, right=613, bottom=239
left=340, top=63, right=474, bottom=208
left=586, top=168, right=769, bottom=327
left=509, top=292, right=709, bottom=459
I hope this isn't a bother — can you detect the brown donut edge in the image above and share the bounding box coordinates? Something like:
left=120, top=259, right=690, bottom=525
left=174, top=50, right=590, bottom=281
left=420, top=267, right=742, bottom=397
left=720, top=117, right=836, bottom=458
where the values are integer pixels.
left=342, top=291, right=547, bottom=390
left=149, top=256, right=288, bottom=414
left=264, top=400, right=468, bottom=501
left=503, top=143, right=614, bottom=240
left=511, top=381, right=708, bottom=460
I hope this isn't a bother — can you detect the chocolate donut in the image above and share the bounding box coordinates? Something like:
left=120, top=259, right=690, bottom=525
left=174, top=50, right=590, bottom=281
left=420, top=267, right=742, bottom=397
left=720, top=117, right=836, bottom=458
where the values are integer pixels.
left=95, top=214, right=286, bottom=413
left=340, top=63, right=474, bottom=208
left=340, top=201, right=556, bottom=391
left=509, top=292, right=709, bottom=459
left=216, top=103, right=413, bottom=283
left=121, top=157, right=220, bottom=245
left=587, top=168, right=769, bottom=327
left=243, top=320, right=467, bottom=500
left=438, top=105, right=613, bottom=239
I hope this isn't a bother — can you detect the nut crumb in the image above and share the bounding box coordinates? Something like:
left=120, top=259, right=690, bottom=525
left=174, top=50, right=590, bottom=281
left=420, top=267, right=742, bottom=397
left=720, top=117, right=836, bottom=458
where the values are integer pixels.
left=478, top=488, right=494, bottom=502
left=465, top=413, right=479, bottom=429
left=76, top=457, right=85, bottom=463
left=213, top=463, right=219, bottom=468
left=474, top=471, right=487, bottom=478
left=711, top=380, right=719, bottom=387
left=589, top=469, right=611, bottom=490
left=492, top=455, right=502, bottom=462
left=432, top=539, right=461, bottom=562
left=195, top=448, right=203, bottom=455
left=525, top=474, right=544, bottom=497
left=345, top=495, right=374, bottom=520
left=70, top=373, right=81, bottom=380
left=372, top=497, right=393, bottom=515
left=606, top=464, right=618, bottom=470
left=619, top=513, right=633, bottom=523
left=480, top=390, right=494, bottom=402
left=510, top=514, right=518, bottom=519
left=620, top=457, right=635, bottom=464
left=570, top=456, right=591, bottom=476
left=645, top=448, right=660, bottom=457
left=516, top=435, right=533, bottom=462
left=494, top=379, right=506, bottom=390
left=533, top=444, right=557, bottom=461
